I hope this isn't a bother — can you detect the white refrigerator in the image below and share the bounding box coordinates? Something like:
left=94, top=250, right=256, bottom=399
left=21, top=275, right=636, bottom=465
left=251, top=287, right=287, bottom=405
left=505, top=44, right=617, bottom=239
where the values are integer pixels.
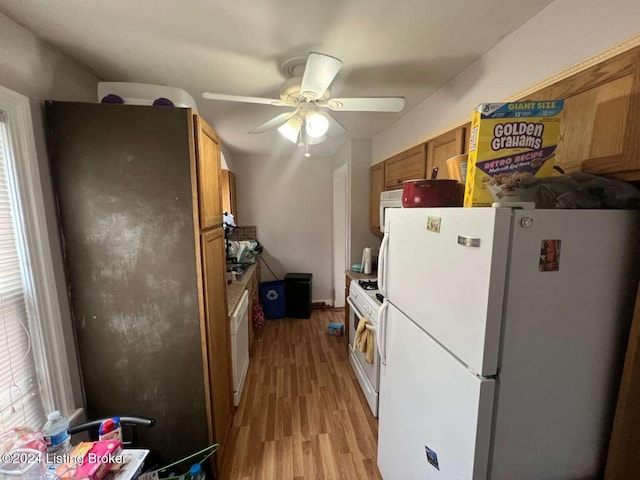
left=376, top=206, right=639, bottom=480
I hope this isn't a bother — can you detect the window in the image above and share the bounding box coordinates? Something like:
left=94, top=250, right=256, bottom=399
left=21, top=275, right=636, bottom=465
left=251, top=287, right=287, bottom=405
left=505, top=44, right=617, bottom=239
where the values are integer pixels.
left=0, top=85, right=80, bottom=432
left=0, top=112, right=47, bottom=430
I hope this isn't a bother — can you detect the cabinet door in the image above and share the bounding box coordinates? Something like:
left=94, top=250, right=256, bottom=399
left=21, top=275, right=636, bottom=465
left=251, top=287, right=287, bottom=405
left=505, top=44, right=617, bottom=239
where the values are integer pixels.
left=463, top=122, right=472, bottom=153
left=248, top=266, right=259, bottom=352
left=525, top=48, right=640, bottom=179
left=221, top=170, right=238, bottom=224
left=426, top=127, right=466, bottom=179
left=345, top=275, right=351, bottom=351
left=383, top=144, right=427, bottom=189
left=194, top=116, right=223, bottom=229
left=229, top=171, right=237, bottom=223
left=201, top=228, right=233, bottom=467
left=370, top=162, right=384, bottom=234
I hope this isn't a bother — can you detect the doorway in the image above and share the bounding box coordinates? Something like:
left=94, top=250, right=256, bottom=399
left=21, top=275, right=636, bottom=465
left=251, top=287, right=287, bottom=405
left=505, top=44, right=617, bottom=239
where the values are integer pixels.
left=332, top=163, right=349, bottom=308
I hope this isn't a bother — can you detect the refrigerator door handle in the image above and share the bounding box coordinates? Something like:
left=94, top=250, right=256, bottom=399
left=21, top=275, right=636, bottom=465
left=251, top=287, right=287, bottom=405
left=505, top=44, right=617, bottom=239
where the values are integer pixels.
left=378, top=233, right=389, bottom=297
left=378, top=300, right=389, bottom=364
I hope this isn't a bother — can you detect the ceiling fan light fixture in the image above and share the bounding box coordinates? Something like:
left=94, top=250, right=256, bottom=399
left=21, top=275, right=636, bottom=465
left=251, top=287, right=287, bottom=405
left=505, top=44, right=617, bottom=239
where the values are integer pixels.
left=305, top=111, right=330, bottom=138
left=306, top=134, right=327, bottom=145
left=277, top=116, right=302, bottom=143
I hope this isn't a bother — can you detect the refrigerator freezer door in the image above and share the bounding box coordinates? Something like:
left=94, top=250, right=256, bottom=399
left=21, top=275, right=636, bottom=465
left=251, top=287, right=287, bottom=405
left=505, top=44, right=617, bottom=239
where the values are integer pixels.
left=378, top=304, right=495, bottom=480
left=385, top=207, right=511, bottom=375
left=489, top=209, right=640, bottom=479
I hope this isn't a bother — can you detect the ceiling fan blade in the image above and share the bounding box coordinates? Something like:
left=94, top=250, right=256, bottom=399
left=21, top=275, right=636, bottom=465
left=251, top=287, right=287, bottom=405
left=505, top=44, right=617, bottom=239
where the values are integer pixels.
left=249, top=111, right=296, bottom=133
left=300, top=53, right=342, bottom=101
left=322, top=97, right=406, bottom=112
left=202, top=92, right=288, bottom=107
left=325, top=113, right=346, bottom=137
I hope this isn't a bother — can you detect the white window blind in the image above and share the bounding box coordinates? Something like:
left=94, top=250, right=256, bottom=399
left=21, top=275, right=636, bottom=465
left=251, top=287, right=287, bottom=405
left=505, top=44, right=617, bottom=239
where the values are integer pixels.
left=0, top=111, right=46, bottom=431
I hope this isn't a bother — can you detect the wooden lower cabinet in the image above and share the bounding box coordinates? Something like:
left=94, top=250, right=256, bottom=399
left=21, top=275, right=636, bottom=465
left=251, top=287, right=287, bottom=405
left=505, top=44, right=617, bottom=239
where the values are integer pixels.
left=202, top=228, right=234, bottom=470
left=247, top=261, right=261, bottom=353
left=345, top=275, right=351, bottom=351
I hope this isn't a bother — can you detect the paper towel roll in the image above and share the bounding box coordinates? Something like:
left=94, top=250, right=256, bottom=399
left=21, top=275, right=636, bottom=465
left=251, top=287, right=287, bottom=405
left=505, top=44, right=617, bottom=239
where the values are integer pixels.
left=363, top=247, right=372, bottom=274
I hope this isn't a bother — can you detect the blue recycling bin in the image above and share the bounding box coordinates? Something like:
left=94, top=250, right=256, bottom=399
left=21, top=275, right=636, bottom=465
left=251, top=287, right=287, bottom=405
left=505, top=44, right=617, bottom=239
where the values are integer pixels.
left=259, top=280, right=286, bottom=319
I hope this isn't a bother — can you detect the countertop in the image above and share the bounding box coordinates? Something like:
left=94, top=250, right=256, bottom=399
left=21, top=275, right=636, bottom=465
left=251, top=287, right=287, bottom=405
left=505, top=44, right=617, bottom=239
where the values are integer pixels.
left=345, top=269, right=377, bottom=281
left=227, top=262, right=258, bottom=315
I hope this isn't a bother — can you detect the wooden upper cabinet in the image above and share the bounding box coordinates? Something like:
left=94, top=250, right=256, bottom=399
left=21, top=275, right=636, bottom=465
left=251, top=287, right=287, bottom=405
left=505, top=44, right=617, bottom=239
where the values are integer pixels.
left=462, top=122, right=471, bottom=153
left=194, top=116, right=223, bottom=229
left=370, top=162, right=384, bottom=234
left=523, top=47, right=640, bottom=179
left=221, top=169, right=237, bottom=224
left=384, top=144, right=427, bottom=189
left=426, top=127, right=466, bottom=179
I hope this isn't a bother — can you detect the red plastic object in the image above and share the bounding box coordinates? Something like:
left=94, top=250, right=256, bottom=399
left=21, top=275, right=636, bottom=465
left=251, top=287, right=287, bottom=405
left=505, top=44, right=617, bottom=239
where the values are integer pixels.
left=401, top=179, right=463, bottom=208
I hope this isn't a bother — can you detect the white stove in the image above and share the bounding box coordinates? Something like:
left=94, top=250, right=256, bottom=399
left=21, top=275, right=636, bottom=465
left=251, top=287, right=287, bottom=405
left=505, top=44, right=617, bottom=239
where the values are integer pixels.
left=347, top=278, right=384, bottom=417
left=353, top=279, right=384, bottom=310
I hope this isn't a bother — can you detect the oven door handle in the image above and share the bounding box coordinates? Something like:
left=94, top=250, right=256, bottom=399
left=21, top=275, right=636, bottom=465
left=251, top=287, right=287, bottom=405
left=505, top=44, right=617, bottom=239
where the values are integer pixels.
left=346, top=296, right=377, bottom=331
left=346, top=296, right=363, bottom=318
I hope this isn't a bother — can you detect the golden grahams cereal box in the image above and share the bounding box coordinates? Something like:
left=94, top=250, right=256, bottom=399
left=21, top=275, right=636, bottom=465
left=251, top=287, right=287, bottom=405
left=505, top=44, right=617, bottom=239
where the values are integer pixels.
left=464, top=100, right=564, bottom=207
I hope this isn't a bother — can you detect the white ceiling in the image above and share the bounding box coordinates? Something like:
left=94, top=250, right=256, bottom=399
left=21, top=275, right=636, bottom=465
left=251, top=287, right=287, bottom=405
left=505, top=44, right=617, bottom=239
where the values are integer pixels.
left=0, top=0, right=553, bottom=157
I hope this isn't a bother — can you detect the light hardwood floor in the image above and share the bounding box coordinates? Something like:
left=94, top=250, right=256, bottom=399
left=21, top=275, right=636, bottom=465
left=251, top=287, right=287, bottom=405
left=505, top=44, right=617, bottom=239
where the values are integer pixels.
left=219, top=309, right=383, bottom=480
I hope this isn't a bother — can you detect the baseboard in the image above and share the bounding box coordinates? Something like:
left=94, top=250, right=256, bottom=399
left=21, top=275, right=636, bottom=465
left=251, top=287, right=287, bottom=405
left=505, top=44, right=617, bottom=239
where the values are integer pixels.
left=311, top=299, right=335, bottom=309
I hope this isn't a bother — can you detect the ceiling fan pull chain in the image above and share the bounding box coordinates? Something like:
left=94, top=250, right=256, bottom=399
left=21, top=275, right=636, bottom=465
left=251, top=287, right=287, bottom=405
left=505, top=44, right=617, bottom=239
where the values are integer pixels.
left=298, top=120, right=304, bottom=146
left=304, top=129, right=311, bottom=158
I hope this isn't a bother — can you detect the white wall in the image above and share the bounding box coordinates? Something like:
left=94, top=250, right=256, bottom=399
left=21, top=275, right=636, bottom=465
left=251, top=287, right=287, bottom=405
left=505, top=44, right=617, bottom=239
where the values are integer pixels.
left=349, top=139, right=381, bottom=262
left=0, top=11, right=101, bottom=410
left=333, top=139, right=380, bottom=268
left=234, top=151, right=334, bottom=303
left=372, top=0, right=640, bottom=164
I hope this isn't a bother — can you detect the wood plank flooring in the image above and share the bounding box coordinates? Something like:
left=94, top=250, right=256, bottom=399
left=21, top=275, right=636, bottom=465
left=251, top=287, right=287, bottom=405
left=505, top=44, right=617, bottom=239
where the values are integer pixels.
left=219, top=309, right=383, bottom=479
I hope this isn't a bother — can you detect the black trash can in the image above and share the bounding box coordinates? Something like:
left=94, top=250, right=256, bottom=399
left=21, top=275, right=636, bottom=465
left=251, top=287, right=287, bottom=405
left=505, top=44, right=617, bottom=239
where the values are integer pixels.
left=284, top=273, right=313, bottom=318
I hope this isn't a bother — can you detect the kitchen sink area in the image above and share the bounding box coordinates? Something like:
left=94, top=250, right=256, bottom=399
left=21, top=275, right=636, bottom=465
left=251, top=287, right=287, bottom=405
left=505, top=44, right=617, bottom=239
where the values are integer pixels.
left=226, top=262, right=252, bottom=283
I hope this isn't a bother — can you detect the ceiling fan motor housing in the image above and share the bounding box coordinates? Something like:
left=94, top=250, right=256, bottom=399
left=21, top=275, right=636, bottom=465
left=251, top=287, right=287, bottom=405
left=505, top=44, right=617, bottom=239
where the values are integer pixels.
left=279, top=77, right=330, bottom=104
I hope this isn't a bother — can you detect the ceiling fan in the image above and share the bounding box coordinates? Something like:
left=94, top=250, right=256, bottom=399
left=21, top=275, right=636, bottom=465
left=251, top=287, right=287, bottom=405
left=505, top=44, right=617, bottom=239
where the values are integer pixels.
left=202, top=52, right=406, bottom=156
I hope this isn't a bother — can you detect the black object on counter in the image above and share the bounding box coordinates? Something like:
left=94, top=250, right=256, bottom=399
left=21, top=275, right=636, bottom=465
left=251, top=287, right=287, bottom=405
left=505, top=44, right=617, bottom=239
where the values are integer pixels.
left=284, top=273, right=313, bottom=319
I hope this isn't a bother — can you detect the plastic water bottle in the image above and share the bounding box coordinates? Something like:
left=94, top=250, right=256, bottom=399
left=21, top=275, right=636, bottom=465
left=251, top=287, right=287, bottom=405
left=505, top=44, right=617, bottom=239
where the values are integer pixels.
left=42, top=410, right=71, bottom=455
left=189, top=463, right=205, bottom=480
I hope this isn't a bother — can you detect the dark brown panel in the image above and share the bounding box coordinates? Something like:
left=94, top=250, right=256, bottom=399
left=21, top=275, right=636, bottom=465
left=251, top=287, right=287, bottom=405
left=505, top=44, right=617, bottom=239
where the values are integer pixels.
left=46, top=102, right=208, bottom=463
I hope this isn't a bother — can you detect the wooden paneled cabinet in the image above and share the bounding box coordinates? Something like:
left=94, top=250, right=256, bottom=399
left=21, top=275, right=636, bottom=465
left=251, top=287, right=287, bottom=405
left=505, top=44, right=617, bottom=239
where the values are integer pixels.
left=195, top=117, right=223, bottom=229
left=344, top=275, right=351, bottom=351
left=369, top=144, right=427, bottom=233
left=426, top=127, right=466, bottom=179
left=370, top=162, right=384, bottom=234
left=525, top=47, right=640, bottom=180
left=201, top=227, right=233, bottom=465
left=247, top=261, right=261, bottom=353
left=221, top=169, right=237, bottom=224
left=383, top=144, right=427, bottom=189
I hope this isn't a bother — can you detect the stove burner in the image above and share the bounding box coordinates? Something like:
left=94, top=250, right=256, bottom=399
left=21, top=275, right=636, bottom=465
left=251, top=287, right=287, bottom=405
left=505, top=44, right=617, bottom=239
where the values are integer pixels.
left=376, top=293, right=385, bottom=303
left=358, top=280, right=378, bottom=290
